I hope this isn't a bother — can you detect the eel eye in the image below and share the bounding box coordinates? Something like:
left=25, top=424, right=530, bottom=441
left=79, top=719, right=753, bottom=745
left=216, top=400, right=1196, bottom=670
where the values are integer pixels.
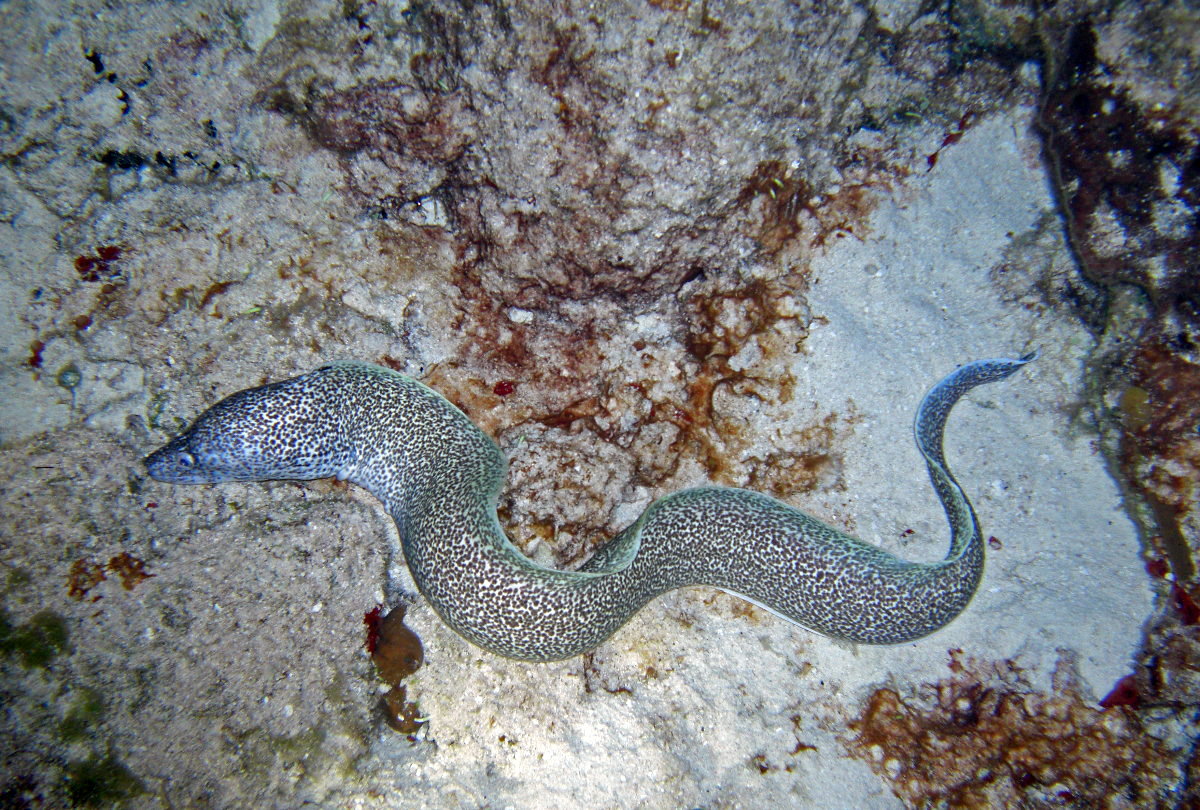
left=178, top=452, right=196, bottom=468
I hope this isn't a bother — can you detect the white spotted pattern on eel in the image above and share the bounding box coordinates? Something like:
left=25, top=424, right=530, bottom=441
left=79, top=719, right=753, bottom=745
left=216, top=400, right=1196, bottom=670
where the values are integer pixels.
left=145, top=353, right=1036, bottom=661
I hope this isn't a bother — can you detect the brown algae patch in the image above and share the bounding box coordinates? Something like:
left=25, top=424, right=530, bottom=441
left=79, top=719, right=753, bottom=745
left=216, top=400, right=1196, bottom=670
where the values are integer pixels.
left=67, top=553, right=155, bottom=601
left=845, top=654, right=1180, bottom=807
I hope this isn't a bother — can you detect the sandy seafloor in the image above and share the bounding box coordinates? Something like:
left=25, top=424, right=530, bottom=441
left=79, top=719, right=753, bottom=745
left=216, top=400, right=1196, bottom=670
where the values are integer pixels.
left=0, top=1, right=1174, bottom=808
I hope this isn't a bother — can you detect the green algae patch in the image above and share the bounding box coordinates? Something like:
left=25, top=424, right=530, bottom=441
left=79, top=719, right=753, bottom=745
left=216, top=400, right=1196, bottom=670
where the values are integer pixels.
left=0, top=608, right=69, bottom=667
left=60, top=687, right=106, bottom=742
left=5, top=567, right=32, bottom=589
left=232, top=725, right=329, bottom=780
left=63, top=753, right=144, bottom=807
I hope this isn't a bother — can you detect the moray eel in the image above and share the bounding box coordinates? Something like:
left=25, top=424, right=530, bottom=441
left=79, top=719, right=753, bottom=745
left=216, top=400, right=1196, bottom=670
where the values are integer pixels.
left=145, top=353, right=1035, bottom=661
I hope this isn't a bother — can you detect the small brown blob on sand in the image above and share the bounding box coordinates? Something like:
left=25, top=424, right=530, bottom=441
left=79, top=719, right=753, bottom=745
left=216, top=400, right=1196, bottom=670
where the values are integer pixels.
left=370, top=605, right=424, bottom=684
left=67, top=559, right=106, bottom=601
left=366, top=605, right=426, bottom=736
left=106, top=553, right=154, bottom=591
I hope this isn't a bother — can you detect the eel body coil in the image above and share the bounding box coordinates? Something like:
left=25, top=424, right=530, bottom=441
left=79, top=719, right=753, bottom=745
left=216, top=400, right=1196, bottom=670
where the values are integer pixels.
left=146, top=353, right=1035, bottom=661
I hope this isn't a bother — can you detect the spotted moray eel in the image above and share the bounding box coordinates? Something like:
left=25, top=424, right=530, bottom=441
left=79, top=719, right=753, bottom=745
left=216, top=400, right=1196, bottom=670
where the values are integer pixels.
left=145, top=353, right=1035, bottom=661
